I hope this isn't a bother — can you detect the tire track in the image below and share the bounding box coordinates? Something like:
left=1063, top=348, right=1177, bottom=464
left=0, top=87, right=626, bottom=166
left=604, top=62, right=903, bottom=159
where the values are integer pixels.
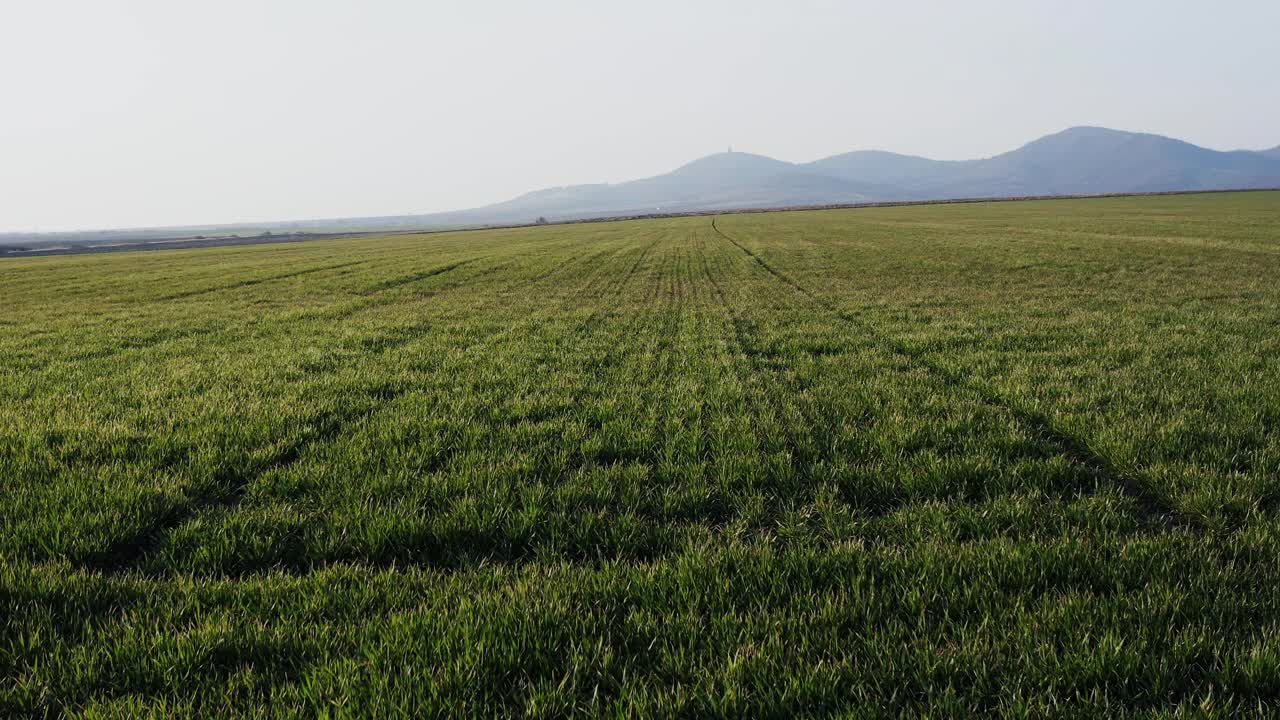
left=358, top=257, right=484, bottom=295
left=72, top=238, right=648, bottom=576
left=76, top=358, right=414, bottom=573
left=158, top=259, right=369, bottom=301
left=710, top=218, right=1194, bottom=530
left=696, top=229, right=837, bottom=520
left=65, top=256, right=489, bottom=363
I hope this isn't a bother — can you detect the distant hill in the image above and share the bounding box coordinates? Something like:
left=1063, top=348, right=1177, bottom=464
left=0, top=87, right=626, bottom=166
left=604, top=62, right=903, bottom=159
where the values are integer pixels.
left=804, top=150, right=969, bottom=188
left=6, top=127, right=1279, bottom=250
left=426, top=127, right=1280, bottom=225
left=945, top=127, right=1280, bottom=196
left=416, top=151, right=910, bottom=226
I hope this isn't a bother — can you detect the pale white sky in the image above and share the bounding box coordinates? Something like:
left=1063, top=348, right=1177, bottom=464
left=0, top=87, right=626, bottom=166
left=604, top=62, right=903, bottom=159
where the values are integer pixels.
left=2, top=0, right=1278, bottom=232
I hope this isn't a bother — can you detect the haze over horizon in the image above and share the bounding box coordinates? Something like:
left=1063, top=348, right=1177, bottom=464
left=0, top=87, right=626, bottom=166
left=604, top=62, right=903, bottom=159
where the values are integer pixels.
left=3, top=0, right=1278, bottom=233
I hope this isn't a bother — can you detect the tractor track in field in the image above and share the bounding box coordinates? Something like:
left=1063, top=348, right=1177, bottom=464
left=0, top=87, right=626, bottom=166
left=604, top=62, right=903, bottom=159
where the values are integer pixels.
left=61, top=258, right=373, bottom=362
left=307, top=255, right=526, bottom=323
left=63, top=257, right=488, bottom=364
left=75, top=338, right=425, bottom=574
left=357, top=257, right=484, bottom=294
left=710, top=218, right=1196, bottom=531
left=699, top=238, right=803, bottom=473
left=158, top=259, right=370, bottom=301
left=696, top=229, right=852, bottom=519
left=28, top=233, right=638, bottom=368
left=72, top=240, right=655, bottom=577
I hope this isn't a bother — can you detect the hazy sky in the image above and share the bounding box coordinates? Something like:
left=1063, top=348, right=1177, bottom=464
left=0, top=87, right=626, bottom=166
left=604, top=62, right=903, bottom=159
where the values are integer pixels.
left=3, top=0, right=1278, bottom=232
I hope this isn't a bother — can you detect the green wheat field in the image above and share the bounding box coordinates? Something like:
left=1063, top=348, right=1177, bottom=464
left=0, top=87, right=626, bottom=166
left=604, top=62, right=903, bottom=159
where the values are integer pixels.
left=3, top=192, right=1280, bottom=717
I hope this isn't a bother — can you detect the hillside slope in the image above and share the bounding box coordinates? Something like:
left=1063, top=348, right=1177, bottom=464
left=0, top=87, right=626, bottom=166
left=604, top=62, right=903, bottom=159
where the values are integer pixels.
left=430, top=127, right=1280, bottom=224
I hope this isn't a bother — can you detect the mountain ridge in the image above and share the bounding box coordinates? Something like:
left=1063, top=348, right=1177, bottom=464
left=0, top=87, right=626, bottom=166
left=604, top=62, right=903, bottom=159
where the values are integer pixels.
left=426, top=127, right=1280, bottom=225
left=5, top=127, right=1278, bottom=247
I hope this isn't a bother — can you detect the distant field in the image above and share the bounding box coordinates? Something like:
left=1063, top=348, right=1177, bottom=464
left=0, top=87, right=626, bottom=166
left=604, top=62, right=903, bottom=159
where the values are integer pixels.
left=3, top=192, right=1279, bottom=716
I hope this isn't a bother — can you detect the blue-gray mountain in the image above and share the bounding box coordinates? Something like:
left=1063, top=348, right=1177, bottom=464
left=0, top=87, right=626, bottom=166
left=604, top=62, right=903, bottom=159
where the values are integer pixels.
left=6, top=127, right=1278, bottom=252
left=427, top=126, right=1280, bottom=225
